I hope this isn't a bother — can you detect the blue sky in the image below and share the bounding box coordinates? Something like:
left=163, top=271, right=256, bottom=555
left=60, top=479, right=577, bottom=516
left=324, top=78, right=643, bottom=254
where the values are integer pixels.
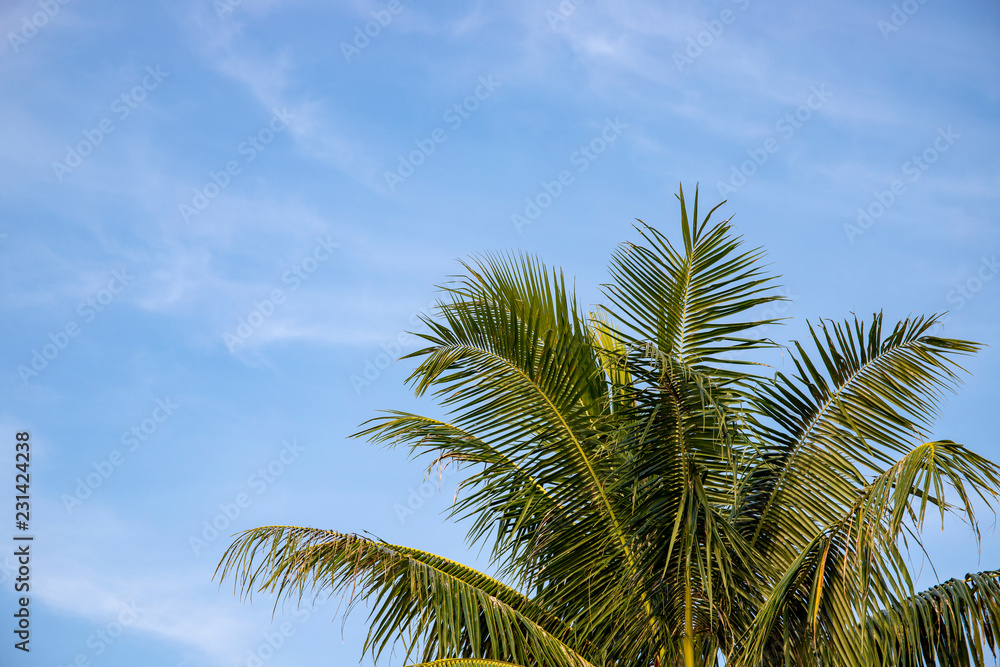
left=1, top=0, right=998, bottom=665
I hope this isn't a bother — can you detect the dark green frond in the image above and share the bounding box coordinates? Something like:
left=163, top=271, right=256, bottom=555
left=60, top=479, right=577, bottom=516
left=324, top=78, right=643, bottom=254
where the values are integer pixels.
left=866, top=570, right=1000, bottom=667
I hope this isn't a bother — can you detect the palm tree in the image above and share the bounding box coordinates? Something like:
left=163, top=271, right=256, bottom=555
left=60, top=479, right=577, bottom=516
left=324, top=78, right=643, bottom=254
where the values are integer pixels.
left=218, top=186, right=1000, bottom=667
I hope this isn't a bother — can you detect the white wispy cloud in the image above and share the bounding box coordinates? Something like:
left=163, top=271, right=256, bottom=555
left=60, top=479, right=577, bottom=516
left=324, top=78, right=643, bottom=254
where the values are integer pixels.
left=31, top=502, right=258, bottom=661
left=180, top=0, right=383, bottom=188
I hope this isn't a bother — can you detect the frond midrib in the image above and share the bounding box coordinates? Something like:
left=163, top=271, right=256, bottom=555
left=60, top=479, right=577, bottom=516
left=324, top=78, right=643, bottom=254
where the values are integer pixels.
left=750, top=334, right=938, bottom=546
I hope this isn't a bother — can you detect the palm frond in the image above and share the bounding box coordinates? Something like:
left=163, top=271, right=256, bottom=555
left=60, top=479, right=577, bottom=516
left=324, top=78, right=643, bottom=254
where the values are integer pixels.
left=355, top=412, right=575, bottom=577
left=866, top=570, right=1000, bottom=667
left=371, top=254, right=660, bottom=635
left=219, top=186, right=999, bottom=667
left=215, top=526, right=596, bottom=667
left=736, top=441, right=1000, bottom=666
left=602, top=183, right=785, bottom=373
left=404, top=660, right=528, bottom=667
left=745, top=314, right=981, bottom=559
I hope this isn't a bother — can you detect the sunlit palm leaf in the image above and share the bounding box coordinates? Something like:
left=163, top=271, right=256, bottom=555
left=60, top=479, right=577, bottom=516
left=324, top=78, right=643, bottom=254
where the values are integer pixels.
left=218, top=186, right=1000, bottom=667
left=216, top=526, right=596, bottom=667
left=602, top=184, right=785, bottom=373
left=736, top=440, right=1000, bottom=666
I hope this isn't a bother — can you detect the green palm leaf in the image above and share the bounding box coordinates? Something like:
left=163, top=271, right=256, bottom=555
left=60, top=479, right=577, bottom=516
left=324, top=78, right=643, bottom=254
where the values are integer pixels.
left=404, top=661, right=529, bottom=667
left=216, top=526, right=596, bottom=667
left=866, top=570, right=1000, bottom=667
left=745, top=314, right=981, bottom=560
left=217, top=186, right=1000, bottom=667
left=736, top=440, right=1000, bottom=666
left=602, top=183, right=785, bottom=373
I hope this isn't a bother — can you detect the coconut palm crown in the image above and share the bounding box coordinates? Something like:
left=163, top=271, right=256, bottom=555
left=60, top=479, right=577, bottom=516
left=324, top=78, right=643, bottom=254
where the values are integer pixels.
left=218, top=186, right=1000, bottom=667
